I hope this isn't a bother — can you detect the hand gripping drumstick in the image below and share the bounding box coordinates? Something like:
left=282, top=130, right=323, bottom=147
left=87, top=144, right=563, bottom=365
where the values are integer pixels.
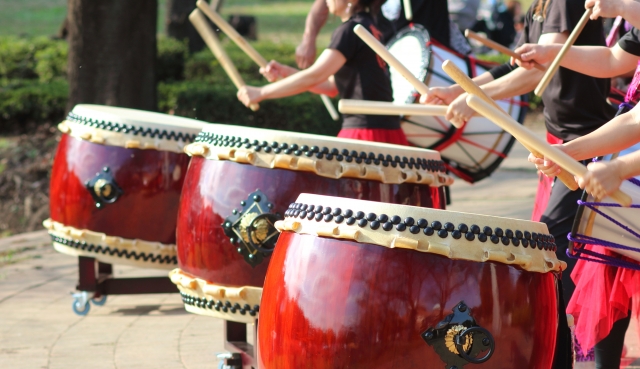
left=464, top=30, right=547, bottom=72
left=442, top=60, right=579, bottom=191
left=354, top=24, right=430, bottom=96
left=189, top=9, right=259, bottom=111
left=466, top=94, right=632, bottom=207
left=338, top=99, right=447, bottom=116
left=195, top=1, right=340, bottom=121
left=534, top=8, right=592, bottom=96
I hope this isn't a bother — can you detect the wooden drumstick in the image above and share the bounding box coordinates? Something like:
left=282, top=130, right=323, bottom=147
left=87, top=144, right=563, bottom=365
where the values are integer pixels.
left=195, top=0, right=339, bottom=121
left=338, top=99, right=447, bottom=116
left=196, top=0, right=267, bottom=67
left=464, top=30, right=547, bottom=72
left=466, top=94, right=632, bottom=207
left=189, top=9, right=259, bottom=111
left=403, top=0, right=413, bottom=21
left=534, top=8, right=592, bottom=96
left=354, top=24, right=429, bottom=95
left=442, top=60, right=579, bottom=191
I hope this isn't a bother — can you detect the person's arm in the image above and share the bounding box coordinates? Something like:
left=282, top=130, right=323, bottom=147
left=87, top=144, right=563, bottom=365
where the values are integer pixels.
left=237, top=49, right=344, bottom=106
left=530, top=104, right=640, bottom=177
left=441, top=32, right=566, bottom=126
left=587, top=0, right=640, bottom=30
left=296, top=0, right=329, bottom=69
left=578, top=151, right=640, bottom=199
left=563, top=105, right=640, bottom=160
left=515, top=43, right=638, bottom=77
left=421, top=71, right=496, bottom=105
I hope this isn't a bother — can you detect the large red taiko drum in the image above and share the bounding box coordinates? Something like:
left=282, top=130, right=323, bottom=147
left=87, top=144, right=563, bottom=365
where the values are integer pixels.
left=258, top=194, right=566, bottom=368
left=170, top=125, right=454, bottom=323
left=45, top=105, right=205, bottom=269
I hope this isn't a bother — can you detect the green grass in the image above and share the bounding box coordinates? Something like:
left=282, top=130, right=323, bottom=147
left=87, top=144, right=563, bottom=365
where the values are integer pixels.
left=0, top=0, right=326, bottom=46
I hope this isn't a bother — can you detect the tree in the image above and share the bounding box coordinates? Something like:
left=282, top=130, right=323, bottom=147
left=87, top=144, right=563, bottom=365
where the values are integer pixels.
left=66, top=0, right=158, bottom=112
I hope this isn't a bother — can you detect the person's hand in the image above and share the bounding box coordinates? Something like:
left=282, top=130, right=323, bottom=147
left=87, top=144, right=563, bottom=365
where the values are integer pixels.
left=419, top=85, right=463, bottom=105
left=260, top=60, right=289, bottom=82
left=443, top=92, right=476, bottom=127
left=527, top=144, right=567, bottom=178
left=514, top=44, right=557, bottom=69
left=586, top=0, right=626, bottom=20
left=295, top=38, right=316, bottom=69
left=578, top=160, right=624, bottom=199
left=237, top=86, right=263, bottom=107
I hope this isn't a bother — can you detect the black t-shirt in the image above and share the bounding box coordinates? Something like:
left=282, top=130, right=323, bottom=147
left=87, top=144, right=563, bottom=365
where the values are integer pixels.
left=377, top=0, right=451, bottom=47
left=492, top=0, right=615, bottom=141
left=329, top=12, right=400, bottom=129
left=618, top=27, right=640, bottom=56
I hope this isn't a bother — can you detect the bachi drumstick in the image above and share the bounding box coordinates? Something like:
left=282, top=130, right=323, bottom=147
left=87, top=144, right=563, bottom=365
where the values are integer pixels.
left=338, top=99, right=447, bottom=116
left=464, top=30, right=546, bottom=72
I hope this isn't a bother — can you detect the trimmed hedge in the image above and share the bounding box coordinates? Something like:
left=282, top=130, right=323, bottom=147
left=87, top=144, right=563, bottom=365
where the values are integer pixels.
left=158, top=81, right=340, bottom=135
left=0, top=79, right=68, bottom=123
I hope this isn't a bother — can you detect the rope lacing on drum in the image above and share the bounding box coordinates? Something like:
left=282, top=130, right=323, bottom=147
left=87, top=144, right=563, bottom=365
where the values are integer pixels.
left=567, top=178, right=640, bottom=271
left=66, top=112, right=198, bottom=143
left=50, top=234, right=177, bottom=265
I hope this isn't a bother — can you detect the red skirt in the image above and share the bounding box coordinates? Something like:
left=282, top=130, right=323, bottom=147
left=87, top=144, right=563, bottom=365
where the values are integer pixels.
left=567, top=245, right=640, bottom=351
left=337, top=128, right=410, bottom=146
left=531, top=132, right=563, bottom=221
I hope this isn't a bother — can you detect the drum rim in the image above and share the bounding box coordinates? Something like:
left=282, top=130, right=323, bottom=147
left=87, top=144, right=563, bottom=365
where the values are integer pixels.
left=277, top=193, right=566, bottom=274
left=386, top=24, right=431, bottom=104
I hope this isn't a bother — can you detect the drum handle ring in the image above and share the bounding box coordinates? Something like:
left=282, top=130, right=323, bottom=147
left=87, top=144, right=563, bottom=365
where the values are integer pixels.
left=246, top=213, right=281, bottom=254
left=455, top=326, right=495, bottom=364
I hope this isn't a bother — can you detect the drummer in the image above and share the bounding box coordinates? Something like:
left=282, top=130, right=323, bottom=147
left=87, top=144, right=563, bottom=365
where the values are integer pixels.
left=237, top=0, right=408, bottom=145
left=422, top=0, right=614, bottom=300
left=295, top=0, right=454, bottom=70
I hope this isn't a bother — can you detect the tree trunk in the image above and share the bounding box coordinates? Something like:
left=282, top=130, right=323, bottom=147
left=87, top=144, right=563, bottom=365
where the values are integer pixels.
left=166, top=0, right=216, bottom=54
left=66, top=0, right=158, bottom=112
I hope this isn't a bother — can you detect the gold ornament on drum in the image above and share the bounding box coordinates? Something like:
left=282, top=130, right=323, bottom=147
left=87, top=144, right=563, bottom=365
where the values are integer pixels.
left=445, top=325, right=473, bottom=355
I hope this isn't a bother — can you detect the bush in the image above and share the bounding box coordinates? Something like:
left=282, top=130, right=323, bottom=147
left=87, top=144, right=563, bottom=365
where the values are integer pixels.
left=185, top=39, right=298, bottom=85
left=34, top=41, right=68, bottom=82
left=0, top=36, right=56, bottom=80
left=0, top=79, right=68, bottom=124
left=158, top=81, right=340, bottom=136
left=157, top=36, right=189, bottom=82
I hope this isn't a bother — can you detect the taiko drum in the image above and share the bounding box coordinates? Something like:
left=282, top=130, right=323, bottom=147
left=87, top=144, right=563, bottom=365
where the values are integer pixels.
left=170, top=125, right=453, bottom=323
left=258, top=194, right=565, bottom=368
left=46, top=105, right=205, bottom=269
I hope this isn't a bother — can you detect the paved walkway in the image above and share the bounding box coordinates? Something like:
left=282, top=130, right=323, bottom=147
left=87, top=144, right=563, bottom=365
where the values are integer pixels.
left=0, top=139, right=638, bottom=368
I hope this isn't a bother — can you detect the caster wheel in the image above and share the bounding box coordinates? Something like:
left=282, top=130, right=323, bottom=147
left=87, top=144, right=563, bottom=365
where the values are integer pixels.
left=72, top=299, right=90, bottom=315
left=91, top=295, right=107, bottom=306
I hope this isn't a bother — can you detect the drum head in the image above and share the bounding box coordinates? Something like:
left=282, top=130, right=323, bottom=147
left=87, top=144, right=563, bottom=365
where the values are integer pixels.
left=387, top=27, right=527, bottom=183
left=386, top=25, right=431, bottom=104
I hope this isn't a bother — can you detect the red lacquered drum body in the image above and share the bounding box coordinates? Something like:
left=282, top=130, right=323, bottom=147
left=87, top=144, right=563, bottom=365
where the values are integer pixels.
left=171, top=126, right=453, bottom=322
left=45, top=105, right=204, bottom=269
left=258, top=194, right=566, bottom=368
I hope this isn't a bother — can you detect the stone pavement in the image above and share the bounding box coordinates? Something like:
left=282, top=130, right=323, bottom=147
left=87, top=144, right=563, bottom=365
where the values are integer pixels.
left=0, top=140, right=638, bottom=368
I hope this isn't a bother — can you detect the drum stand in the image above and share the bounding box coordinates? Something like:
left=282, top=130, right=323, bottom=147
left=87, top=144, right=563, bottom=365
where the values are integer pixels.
left=221, top=320, right=258, bottom=369
left=71, top=256, right=176, bottom=315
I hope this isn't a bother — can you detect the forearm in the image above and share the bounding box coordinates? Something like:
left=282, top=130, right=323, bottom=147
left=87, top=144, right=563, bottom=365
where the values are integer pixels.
left=564, top=110, right=640, bottom=160
left=446, top=71, right=496, bottom=98
left=620, top=1, right=640, bottom=30
left=302, top=0, right=329, bottom=41
left=481, top=67, right=543, bottom=100
left=261, top=68, right=331, bottom=100
left=560, top=45, right=636, bottom=77
left=616, top=150, right=640, bottom=179
left=308, top=76, right=338, bottom=97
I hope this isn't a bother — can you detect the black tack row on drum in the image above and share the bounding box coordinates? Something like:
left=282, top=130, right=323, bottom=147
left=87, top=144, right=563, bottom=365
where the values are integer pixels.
left=67, top=112, right=199, bottom=143
left=285, top=202, right=558, bottom=251
left=195, top=131, right=447, bottom=171
left=180, top=292, right=259, bottom=316
left=50, top=234, right=178, bottom=264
